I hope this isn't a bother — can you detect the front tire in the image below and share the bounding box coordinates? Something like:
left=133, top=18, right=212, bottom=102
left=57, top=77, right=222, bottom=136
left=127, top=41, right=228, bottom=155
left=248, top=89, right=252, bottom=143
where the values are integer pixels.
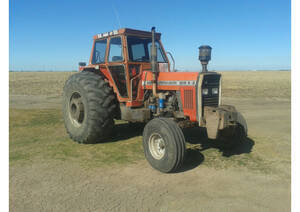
left=143, top=118, right=186, bottom=173
left=63, top=71, right=117, bottom=144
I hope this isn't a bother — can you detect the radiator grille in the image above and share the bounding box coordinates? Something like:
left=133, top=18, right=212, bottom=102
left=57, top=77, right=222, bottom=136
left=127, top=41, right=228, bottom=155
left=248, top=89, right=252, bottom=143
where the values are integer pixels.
left=184, top=90, right=193, bottom=109
left=203, top=96, right=219, bottom=107
left=202, top=74, right=220, bottom=107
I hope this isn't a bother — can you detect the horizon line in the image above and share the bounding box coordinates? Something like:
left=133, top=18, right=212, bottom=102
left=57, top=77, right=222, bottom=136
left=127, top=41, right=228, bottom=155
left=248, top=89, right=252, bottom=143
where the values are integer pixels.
left=9, top=69, right=291, bottom=72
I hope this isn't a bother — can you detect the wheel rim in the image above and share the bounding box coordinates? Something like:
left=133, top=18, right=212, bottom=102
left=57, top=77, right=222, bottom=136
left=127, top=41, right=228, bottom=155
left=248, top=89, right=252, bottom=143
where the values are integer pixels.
left=69, top=92, right=85, bottom=127
left=149, top=133, right=166, bottom=160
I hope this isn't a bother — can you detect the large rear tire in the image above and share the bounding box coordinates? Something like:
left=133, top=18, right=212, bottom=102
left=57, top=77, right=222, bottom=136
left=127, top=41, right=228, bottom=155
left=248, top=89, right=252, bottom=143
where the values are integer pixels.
left=143, top=118, right=186, bottom=173
left=63, top=71, right=117, bottom=144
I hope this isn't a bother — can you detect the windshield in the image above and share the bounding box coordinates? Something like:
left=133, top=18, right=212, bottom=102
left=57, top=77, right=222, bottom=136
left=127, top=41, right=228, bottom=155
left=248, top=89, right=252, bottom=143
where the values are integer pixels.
left=127, top=36, right=167, bottom=62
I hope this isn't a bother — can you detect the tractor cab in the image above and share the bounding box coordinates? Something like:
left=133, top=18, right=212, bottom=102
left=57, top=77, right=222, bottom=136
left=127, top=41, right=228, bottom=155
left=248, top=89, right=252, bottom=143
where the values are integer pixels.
left=83, top=28, right=170, bottom=107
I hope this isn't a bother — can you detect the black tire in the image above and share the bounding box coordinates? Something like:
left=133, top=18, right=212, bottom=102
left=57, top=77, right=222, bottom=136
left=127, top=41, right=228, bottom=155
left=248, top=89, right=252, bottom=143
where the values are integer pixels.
left=62, top=71, right=117, bottom=144
left=143, top=118, right=186, bottom=173
left=216, top=124, right=246, bottom=149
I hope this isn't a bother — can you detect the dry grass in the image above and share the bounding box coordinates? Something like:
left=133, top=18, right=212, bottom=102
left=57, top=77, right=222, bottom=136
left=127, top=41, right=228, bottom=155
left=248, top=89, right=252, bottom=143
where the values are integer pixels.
left=9, top=72, right=74, bottom=95
left=9, top=71, right=290, bottom=99
left=220, top=71, right=290, bottom=99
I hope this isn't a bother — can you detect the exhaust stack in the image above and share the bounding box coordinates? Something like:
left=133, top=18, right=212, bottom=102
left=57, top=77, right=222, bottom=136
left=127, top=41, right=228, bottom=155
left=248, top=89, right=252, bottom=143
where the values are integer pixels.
left=198, top=45, right=212, bottom=72
left=151, top=27, right=158, bottom=97
left=151, top=27, right=158, bottom=73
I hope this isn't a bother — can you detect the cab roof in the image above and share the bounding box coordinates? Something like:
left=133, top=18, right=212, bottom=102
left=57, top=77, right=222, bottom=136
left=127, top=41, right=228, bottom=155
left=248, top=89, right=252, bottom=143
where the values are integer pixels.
left=93, top=28, right=161, bottom=40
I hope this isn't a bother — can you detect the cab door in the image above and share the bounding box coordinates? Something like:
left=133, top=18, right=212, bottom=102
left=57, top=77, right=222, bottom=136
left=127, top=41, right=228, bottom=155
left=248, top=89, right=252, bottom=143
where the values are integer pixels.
left=107, top=36, right=129, bottom=100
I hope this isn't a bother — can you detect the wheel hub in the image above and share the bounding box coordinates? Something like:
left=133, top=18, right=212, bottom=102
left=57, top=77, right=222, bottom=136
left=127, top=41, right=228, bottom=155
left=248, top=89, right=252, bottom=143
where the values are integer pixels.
left=149, top=133, right=166, bottom=160
left=69, top=92, right=84, bottom=127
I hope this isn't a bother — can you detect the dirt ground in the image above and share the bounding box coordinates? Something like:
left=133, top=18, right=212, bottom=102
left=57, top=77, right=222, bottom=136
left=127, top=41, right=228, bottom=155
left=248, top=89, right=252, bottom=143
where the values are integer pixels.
left=9, top=71, right=291, bottom=211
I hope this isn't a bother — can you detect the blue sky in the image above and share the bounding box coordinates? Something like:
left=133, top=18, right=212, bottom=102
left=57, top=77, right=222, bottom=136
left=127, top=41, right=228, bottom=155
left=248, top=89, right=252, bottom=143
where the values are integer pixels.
left=9, top=0, right=291, bottom=71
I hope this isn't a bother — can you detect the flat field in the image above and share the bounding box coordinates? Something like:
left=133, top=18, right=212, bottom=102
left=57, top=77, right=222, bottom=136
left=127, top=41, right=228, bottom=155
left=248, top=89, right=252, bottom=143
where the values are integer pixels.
left=9, top=71, right=291, bottom=211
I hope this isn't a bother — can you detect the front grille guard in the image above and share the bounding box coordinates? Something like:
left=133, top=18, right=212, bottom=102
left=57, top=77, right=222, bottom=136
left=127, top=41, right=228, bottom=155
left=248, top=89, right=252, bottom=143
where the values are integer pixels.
left=197, top=73, right=221, bottom=126
left=202, top=74, right=220, bottom=107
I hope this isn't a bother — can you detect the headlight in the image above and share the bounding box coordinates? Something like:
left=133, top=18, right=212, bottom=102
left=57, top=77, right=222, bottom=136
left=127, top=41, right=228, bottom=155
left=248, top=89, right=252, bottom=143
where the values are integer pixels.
left=212, top=88, right=218, bottom=95
left=202, top=88, right=209, bottom=95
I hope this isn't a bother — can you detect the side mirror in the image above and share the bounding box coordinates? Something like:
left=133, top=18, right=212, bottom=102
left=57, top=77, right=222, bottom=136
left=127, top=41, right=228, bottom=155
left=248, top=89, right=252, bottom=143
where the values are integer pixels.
left=78, top=62, right=86, bottom=67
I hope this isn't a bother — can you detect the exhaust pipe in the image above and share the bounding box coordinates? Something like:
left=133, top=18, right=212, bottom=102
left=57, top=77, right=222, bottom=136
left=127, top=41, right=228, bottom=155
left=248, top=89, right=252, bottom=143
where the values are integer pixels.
left=151, top=27, right=158, bottom=97
left=198, top=45, right=212, bottom=73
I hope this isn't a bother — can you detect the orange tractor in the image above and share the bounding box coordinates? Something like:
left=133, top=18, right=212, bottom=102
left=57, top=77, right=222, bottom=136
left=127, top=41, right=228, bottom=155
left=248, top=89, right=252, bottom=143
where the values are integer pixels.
left=63, top=27, right=247, bottom=173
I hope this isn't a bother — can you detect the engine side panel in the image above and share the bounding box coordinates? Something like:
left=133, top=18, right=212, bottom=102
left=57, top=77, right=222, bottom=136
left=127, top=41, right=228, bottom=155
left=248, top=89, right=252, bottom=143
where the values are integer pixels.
left=179, top=87, right=197, bottom=121
left=141, top=71, right=199, bottom=121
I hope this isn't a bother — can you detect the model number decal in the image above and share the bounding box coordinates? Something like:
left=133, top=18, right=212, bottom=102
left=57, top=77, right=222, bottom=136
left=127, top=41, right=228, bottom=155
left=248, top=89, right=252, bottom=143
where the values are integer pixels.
left=142, top=80, right=196, bottom=86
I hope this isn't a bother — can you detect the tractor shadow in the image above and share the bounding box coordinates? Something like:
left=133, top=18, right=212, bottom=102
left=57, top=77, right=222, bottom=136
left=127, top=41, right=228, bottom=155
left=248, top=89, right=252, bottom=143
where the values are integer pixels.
left=105, top=122, right=145, bottom=143
left=177, top=127, right=255, bottom=172
left=175, top=148, right=205, bottom=173
left=102, top=123, right=255, bottom=173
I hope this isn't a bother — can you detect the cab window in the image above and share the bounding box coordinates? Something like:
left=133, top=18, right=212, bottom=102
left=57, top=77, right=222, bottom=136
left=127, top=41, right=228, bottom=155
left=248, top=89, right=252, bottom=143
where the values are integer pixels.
left=127, top=36, right=167, bottom=62
left=108, top=37, right=123, bottom=62
left=92, top=39, right=107, bottom=64
left=147, top=42, right=166, bottom=62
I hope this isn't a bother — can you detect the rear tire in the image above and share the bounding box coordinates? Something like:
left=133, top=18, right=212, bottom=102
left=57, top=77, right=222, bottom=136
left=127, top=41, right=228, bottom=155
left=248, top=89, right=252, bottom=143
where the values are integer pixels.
left=63, top=71, right=117, bottom=144
left=143, top=118, right=186, bottom=173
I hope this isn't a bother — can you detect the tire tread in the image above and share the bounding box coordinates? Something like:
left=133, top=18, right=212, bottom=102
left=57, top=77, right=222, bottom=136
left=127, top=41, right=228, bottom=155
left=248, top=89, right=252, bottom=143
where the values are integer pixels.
left=63, top=71, right=117, bottom=144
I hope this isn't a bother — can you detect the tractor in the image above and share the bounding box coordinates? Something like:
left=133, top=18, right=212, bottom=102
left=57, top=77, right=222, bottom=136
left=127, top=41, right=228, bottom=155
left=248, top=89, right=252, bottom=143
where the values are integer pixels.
left=62, top=27, right=247, bottom=173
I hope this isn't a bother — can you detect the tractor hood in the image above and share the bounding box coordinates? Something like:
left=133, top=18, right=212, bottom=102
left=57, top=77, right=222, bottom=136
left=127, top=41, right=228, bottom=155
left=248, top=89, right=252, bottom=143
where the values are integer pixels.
left=141, top=71, right=200, bottom=90
left=142, top=71, right=222, bottom=122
